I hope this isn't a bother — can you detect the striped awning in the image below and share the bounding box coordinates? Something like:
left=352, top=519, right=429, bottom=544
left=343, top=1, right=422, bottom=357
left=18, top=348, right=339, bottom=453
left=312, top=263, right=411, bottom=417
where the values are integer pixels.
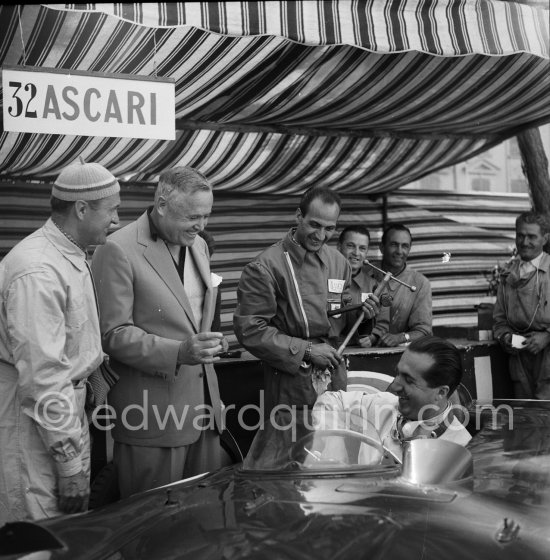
left=0, top=1, right=549, bottom=194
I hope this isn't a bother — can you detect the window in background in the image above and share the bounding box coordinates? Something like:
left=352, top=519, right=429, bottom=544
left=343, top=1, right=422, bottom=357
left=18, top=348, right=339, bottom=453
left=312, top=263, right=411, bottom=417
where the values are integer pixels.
left=510, top=178, right=528, bottom=193
left=471, top=177, right=491, bottom=191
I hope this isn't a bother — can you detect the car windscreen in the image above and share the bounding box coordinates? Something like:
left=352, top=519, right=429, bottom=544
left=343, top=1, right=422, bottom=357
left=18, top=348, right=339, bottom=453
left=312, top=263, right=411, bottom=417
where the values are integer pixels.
left=242, top=409, right=386, bottom=472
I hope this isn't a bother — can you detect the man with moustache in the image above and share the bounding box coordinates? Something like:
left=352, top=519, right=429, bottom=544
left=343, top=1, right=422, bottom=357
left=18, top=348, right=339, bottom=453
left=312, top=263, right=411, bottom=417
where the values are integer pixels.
left=368, top=223, right=432, bottom=347
left=337, top=225, right=390, bottom=347
left=312, top=336, right=471, bottom=464
left=92, top=166, right=227, bottom=498
left=234, top=187, right=380, bottom=415
left=493, top=211, right=550, bottom=399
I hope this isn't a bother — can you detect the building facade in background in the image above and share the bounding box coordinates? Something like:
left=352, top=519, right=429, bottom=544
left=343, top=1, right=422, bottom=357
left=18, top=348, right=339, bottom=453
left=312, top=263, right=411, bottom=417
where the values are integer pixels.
left=403, top=125, right=550, bottom=193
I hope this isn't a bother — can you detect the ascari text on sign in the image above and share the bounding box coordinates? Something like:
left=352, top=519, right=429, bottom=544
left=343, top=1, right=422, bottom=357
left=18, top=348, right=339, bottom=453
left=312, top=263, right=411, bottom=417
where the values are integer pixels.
left=2, top=67, right=176, bottom=140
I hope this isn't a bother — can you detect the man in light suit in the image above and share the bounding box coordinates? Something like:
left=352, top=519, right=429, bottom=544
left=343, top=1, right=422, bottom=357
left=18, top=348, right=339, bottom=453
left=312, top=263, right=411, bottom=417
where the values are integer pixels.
left=92, top=166, right=227, bottom=498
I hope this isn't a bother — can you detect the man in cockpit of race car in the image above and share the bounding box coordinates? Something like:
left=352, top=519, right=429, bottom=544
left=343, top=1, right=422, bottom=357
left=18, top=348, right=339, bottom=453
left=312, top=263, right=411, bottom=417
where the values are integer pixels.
left=312, top=335, right=471, bottom=464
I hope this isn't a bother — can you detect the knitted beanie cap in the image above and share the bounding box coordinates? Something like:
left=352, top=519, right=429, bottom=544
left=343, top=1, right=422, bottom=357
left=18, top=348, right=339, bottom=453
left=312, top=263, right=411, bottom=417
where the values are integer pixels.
left=52, top=157, right=120, bottom=201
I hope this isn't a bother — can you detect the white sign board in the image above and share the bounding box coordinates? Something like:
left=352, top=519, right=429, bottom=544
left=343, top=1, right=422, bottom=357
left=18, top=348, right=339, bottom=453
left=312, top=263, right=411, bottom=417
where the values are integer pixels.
left=2, top=67, right=176, bottom=140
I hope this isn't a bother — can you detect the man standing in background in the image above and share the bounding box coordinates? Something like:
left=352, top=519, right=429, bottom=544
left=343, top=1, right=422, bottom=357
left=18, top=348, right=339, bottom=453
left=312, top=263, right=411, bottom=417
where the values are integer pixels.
left=0, top=159, right=120, bottom=522
left=337, top=225, right=389, bottom=347
left=368, top=223, right=432, bottom=347
left=493, top=211, right=550, bottom=399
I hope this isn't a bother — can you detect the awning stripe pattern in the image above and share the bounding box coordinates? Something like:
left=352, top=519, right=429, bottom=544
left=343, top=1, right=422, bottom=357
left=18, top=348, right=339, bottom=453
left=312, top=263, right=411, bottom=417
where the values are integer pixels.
left=1, top=3, right=549, bottom=193
left=0, top=128, right=494, bottom=193
left=56, top=1, right=549, bottom=57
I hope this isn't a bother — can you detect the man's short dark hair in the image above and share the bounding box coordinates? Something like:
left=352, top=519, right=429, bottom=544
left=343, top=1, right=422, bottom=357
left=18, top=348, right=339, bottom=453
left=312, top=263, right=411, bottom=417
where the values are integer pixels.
left=381, top=223, right=413, bottom=246
left=338, top=225, right=371, bottom=245
left=407, top=336, right=463, bottom=394
left=299, top=186, right=341, bottom=216
left=50, top=196, right=102, bottom=214
left=50, top=196, right=74, bottom=214
left=516, top=211, right=550, bottom=235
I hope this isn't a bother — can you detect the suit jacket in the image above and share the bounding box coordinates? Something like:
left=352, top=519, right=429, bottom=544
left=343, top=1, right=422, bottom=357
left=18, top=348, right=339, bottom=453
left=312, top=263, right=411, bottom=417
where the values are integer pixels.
left=91, top=212, right=222, bottom=447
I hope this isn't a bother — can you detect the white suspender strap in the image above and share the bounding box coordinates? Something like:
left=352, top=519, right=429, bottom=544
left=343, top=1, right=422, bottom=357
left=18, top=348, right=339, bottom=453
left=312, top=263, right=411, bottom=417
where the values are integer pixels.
left=284, top=251, right=310, bottom=339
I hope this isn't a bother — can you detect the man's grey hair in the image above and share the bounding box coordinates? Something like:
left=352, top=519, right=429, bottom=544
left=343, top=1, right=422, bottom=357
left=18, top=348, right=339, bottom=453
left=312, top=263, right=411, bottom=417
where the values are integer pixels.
left=154, top=166, right=212, bottom=203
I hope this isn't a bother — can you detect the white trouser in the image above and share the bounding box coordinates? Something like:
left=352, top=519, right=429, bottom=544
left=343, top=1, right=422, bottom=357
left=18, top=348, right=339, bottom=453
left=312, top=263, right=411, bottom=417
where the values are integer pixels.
left=0, top=364, right=90, bottom=523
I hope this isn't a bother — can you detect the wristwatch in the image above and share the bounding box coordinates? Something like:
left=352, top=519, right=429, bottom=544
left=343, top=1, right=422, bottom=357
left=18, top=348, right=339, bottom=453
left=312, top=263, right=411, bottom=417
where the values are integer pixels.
left=403, top=333, right=410, bottom=343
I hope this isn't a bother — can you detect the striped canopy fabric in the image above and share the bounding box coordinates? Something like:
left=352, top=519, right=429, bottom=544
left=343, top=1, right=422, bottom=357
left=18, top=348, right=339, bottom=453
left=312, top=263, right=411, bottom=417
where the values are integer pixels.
left=0, top=1, right=549, bottom=192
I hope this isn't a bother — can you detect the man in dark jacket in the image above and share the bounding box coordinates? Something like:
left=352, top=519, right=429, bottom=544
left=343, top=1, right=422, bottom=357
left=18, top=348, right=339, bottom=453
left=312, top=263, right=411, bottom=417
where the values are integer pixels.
left=233, top=187, right=379, bottom=417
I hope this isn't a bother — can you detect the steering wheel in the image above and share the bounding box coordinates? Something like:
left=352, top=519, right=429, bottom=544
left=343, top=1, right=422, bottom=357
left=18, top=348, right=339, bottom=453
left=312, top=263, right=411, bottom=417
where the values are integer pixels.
left=290, top=429, right=388, bottom=466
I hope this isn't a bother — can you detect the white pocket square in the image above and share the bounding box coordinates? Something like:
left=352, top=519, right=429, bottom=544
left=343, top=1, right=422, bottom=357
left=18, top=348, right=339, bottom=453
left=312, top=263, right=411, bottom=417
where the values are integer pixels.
left=211, top=272, right=223, bottom=287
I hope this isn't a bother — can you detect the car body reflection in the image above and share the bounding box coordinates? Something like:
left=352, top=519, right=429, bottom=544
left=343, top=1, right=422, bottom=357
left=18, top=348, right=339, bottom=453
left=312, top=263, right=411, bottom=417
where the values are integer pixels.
left=1, top=400, right=549, bottom=560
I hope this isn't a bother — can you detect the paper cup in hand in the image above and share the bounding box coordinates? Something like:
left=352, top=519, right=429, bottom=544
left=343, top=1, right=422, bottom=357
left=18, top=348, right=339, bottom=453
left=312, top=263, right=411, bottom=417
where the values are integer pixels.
left=511, top=334, right=527, bottom=349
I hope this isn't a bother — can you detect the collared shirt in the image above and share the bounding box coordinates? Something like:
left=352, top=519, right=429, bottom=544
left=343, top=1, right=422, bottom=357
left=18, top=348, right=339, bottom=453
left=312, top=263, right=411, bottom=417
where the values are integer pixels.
left=368, top=263, right=432, bottom=339
left=147, top=207, right=205, bottom=326
left=493, top=252, right=550, bottom=395
left=147, top=206, right=186, bottom=279
left=234, top=228, right=351, bottom=375
left=313, top=390, right=471, bottom=464
left=146, top=206, right=161, bottom=241
left=519, top=252, right=543, bottom=279
left=531, top=252, right=544, bottom=269
left=0, top=218, right=103, bottom=476
left=345, top=268, right=390, bottom=343
left=394, top=402, right=452, bottom=440
left=494, top=252, right=550, bottom=336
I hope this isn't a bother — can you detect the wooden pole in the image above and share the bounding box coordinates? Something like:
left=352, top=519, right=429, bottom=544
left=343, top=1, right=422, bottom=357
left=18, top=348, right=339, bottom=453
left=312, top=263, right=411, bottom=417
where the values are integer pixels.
left=517, top=128, right=550, bottom=215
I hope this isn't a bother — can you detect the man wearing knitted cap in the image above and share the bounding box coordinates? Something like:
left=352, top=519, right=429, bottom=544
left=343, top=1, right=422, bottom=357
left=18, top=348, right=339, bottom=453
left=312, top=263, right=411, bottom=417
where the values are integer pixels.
left=0, top=158, right=120, bottom=522
left=92, top=166, right=228, bottom=499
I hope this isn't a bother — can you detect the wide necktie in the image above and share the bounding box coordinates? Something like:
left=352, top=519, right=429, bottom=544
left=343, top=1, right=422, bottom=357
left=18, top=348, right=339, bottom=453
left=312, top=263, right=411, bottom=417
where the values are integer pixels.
left=178, top=246, right=186, bottom=282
